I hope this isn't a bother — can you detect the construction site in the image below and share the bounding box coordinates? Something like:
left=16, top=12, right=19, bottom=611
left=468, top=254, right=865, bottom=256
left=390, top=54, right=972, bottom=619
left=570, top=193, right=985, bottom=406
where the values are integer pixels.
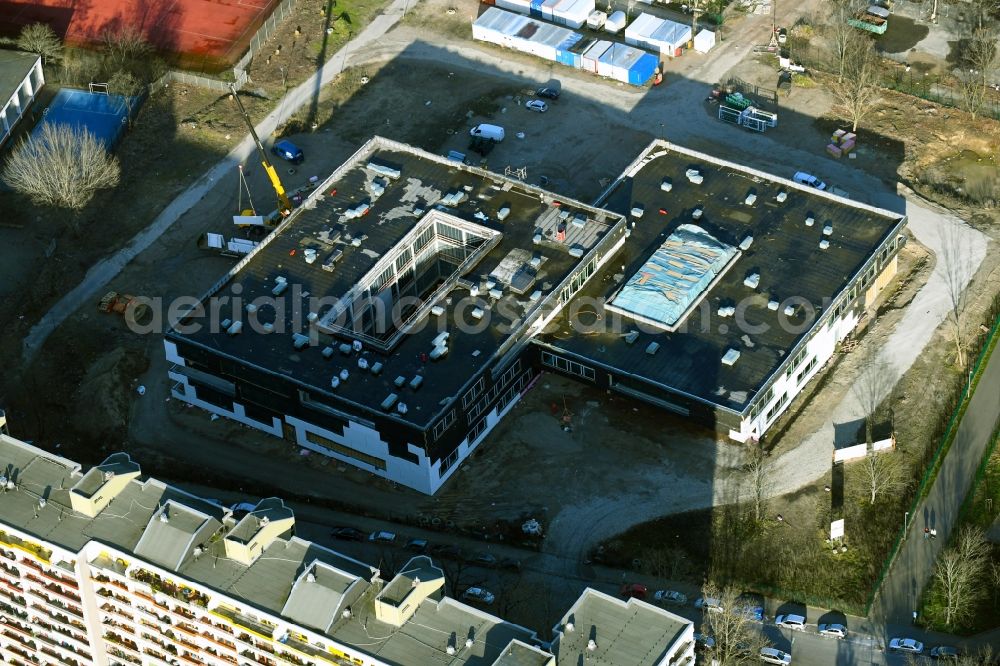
left=0, top=0, right=999, bottom=642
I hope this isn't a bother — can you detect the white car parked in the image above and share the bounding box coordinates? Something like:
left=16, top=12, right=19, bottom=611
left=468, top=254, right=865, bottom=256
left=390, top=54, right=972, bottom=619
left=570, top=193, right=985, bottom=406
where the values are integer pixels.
left=525, top=99, right=548, bottom=113
left=760, top=647, right=792, bottom=665
left=889, top=638, right=924, bottom=654
left=817, top=623, right=847, bottom=639
left=694, top=597, right=724, bottom=613
left=775, top=614, right=806, bottom=630
left=792, top=171, right=827, bottom=190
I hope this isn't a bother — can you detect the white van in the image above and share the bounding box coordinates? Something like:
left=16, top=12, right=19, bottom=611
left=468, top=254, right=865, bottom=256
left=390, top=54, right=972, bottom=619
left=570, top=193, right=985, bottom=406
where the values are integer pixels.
left=469, top=124, right=505, bottom=142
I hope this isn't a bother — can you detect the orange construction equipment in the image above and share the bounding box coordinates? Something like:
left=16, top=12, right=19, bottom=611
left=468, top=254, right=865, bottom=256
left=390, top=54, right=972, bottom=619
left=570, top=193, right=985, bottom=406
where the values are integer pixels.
left=98, top=291, right=149, bottom=320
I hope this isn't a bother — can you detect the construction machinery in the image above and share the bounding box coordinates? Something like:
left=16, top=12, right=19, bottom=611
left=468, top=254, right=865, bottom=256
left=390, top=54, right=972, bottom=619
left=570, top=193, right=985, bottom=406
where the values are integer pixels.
left=98, top=291, right=150, bottom=321
left=229, top=83, right=292, bottom=226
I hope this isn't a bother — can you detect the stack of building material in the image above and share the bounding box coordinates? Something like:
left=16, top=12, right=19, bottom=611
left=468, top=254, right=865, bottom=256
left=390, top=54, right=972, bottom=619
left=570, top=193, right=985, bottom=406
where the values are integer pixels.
left=625, top=12, right=691, bottom=56
left=826, top=129, right=857, bottom=158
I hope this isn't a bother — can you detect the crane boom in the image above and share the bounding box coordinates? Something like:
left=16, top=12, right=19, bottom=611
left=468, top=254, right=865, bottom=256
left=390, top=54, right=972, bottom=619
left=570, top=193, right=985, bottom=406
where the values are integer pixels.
left=229, top=84, right=292, bottom=218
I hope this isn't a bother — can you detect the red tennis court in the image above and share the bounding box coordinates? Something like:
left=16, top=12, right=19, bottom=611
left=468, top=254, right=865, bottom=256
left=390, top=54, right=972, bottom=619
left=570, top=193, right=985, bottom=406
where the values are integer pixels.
left=0, top=0, right=281, bottom=68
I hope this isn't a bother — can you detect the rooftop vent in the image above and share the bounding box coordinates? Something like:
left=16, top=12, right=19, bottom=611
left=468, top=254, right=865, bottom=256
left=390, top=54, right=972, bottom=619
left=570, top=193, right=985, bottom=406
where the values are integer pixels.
left=660, top=178, right=673, bottom=192
left=446, top=646, right=456, bottom=656
left=744, top=192, right=757, bottom=206
left=339, top=369, right=349, bottom=381
left=767, top=299, right=779, bottom=311
left=322, top=347, right=334, bottom=359
left=409, top=375, right=424, bottom=390
left=722, top=348, right=741, bottom=366
left=367, top=162, right=400, bottom=179
left=272, top=277, right=289, bottom=296
left=307, top=312, right=318, bottom=323
left=691, top=206, right=703, bottom=220
left=380, top=394, right=398, bottom=412
left=226, top=321, right=243, bottom=336
left=353, top=340, right=363, bottom=352
left=784, top=304, right=797, bottom=316
left=718, top=305, right=736, bottom=317
left=823, top=224, right=833, bottom=236
left=805, top=215, right=815, bottom=227
left=587, top=639, right=598, bottom=652
left=246, top=303, right=257, bottom=314
left=739, top=235, right=754, bottom=251
left=685, top=168, right=703, bottom=184
left=630, top=206, right=644, bottom=218
left=331, top=376, right=340, bottom=389
left=394, top=376, right=407, bottom=388
left=646, top=342, right=660, bottom=355
left=565, top=622, right=575, bottom=633
left=370, top=362, right=383, bottom=375
left=743, top=272, right=760, bottom=289
left=465, top=638, right=474, bottom=649
left=397, top=402, right=408, bottom=414
left=303, top=249, right=318, bottom=264
left=292, top=333, right=310, bottom=350
left=776, top=191, right=788, bottom=202
left=819, top=239, right=830, bottom=249
left=321, top=249, right=344, bottom=272
left=339, top=343, right=352, bottom=355
left=307, top=570, right=316, bottom=583
left=357, top=357, right=369, bottom=370
left=431, top=305, right=445, bottom=316
left=497, top=206, right=510, bottom=221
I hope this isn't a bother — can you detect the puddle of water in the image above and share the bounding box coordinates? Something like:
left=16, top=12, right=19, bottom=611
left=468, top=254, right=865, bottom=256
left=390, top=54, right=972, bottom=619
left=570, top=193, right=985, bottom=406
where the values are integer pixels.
left=875, top=15, right=930, bottom=53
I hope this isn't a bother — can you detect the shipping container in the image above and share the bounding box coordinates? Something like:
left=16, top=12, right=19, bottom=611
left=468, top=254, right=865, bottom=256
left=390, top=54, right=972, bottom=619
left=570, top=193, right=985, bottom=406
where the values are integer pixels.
left=624, top=12, right=690, bottom=55
left=582, top=39, right=612, bottom=72
left=628, top=53, right=659, bottom=85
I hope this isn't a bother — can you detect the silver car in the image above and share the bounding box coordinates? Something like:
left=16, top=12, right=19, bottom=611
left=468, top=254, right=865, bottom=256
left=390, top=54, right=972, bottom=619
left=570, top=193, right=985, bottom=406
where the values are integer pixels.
left=889, top=638, right=924, bottom=654
left=818, top=623, right=847, bottom=639
left=760, top=647, right=792, bottom=665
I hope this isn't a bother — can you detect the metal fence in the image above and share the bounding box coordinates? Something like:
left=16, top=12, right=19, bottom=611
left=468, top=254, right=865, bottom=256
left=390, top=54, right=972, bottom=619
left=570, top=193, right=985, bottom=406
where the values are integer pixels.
left=153, top=69, right=248, bottom=93
left=233, top=0, right=298, bottom=77
left=864, top=296, right=1000, bottom=615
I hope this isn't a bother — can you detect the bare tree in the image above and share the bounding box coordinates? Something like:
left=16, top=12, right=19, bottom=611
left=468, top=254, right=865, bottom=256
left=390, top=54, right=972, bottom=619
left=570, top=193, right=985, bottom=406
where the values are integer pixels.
left=940, top=223, right=973, bottom=370
left=826, top=0, right=865, bottom=82
left=991, top=560, right=1000, bottom=608
left=1, top=123, right=120, bottom=215
left=971, top=0, right=1000, bottom=28
left=700, top=583, right=770, bottom=666
left=931, top=527, right=990, bottom=628
left=833, top=35, right=882, bottom=132
left=16, top=22, right=63, bottom=65
left=859, top=450, right=905, bottom=504
left=744, top=444, right=772, bottom=524
left=852, top=356, right=895, bottom=443
left=102, top=26, right=154, bottom=72
left=957, top=28, right=998, bottom=120
left=642, top=546, right=691, bottom=581
left=108, top=70, right=145, bottom=127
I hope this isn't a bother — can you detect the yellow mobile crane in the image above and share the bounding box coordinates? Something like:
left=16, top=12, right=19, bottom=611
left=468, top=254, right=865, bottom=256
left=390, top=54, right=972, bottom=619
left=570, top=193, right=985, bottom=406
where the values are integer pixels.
left=229, top=84, right=291, bottom=224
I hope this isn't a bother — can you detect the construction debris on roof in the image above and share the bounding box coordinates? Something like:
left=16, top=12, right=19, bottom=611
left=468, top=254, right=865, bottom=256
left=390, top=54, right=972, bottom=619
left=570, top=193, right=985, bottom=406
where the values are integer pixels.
left=607, top=224, right=737, bottom=330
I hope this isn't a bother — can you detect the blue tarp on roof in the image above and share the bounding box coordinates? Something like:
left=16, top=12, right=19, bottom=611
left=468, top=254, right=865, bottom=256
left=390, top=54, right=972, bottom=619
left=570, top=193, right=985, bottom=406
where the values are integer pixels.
left=609, top=224, right=737, bottom=328
left=33, top=88, right=135, bottom=149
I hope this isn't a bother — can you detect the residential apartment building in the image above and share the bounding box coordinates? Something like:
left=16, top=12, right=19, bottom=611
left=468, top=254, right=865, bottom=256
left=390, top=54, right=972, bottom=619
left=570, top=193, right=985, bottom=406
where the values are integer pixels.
left=0, top=431, right=692, bottom=666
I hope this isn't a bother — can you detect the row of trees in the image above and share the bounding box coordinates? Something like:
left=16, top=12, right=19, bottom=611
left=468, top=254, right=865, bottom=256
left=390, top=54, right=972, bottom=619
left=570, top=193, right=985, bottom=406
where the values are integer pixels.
left=822, top=0, right=1000, bottom=132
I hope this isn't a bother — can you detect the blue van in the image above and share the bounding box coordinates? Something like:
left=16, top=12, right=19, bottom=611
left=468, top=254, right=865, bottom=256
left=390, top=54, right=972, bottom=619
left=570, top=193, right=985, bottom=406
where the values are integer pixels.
left=271, top=139, right=304, bottom=164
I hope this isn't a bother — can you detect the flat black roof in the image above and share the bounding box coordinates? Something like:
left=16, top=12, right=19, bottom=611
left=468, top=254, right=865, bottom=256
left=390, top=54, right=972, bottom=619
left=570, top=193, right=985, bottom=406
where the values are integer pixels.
left=173, top=137, right=624, bottom=428
left=538, top=141, right=906, bottom=413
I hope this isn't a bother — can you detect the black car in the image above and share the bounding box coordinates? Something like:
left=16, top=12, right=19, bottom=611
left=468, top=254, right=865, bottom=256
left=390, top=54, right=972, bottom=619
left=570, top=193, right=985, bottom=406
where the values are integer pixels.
left=405, top=538, right=429, bottom=553
left=430, top=544, right=463, bottom=560
left=536, top=87, right=560, bottom=100
left=471, top=553, right=498, bottom=568
left=330, top=527, right=365, bottom=541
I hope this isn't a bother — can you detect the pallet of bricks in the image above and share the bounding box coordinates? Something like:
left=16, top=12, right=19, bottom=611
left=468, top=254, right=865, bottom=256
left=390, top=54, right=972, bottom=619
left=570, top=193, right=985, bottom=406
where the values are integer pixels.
left=827, top=129, right=856, bottom=158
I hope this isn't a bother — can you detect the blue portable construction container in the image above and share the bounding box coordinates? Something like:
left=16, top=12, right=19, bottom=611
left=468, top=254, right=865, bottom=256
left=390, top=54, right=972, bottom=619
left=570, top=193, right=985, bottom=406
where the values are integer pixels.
left=530, top=0, right=544, bottom=17
left=628, top=53, right=659, bottom=85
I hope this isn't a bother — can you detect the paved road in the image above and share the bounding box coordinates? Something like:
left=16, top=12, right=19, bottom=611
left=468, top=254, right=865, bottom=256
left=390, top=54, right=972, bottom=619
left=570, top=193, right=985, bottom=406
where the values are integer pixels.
left=20, top=0, right=413, bottom=364
left=873, top=329, right=1000, bottom=626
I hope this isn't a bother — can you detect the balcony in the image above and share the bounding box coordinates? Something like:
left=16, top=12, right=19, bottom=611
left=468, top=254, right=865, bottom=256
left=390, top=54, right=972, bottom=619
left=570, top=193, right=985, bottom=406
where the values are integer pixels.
left=27, top=588, right=83, bottom=617
left=1, top=618, right=34, bottom=639
left=29, top=602, right=87, bottom=633
left=105, top=632, right=142, bottom=664
left=6, top=645, right=40, bottom=664
left=280, top=637, right=355, bottom=666
left=0, top=533, right=51, bottom=563
left=107, top=645, right=142, bottom=665
left=25, top=574, right=82, bottom=604
left=212, top=607, right=276, bottom=640
left=180, top=653, right=206, bottom=665
left=131, top=569, right=209, bottom=608
left=3, top=629, right=36, bottom=649
left=199, top=615, right=234, bottom=635
left=240, top=649, right=277, bottom=666
left=202, top=632, right=237, bottom=651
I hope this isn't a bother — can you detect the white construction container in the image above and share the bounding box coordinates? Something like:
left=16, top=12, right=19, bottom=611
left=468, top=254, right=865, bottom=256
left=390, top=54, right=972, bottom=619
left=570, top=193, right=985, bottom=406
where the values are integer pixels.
left=604, top=10, right=626, bottom=33
left=625, top=12, right=691, bottom=56
left=587, top=9, right=607, bottom=28
left=693, top=28, right=715, bottom=53
left=596, top=44, right=617, bottom=77
left=496, top=0, right=532, bottom=12
left=582, top=39, right=611, bottom=72
left=551, top=0, right=593, bottom=28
